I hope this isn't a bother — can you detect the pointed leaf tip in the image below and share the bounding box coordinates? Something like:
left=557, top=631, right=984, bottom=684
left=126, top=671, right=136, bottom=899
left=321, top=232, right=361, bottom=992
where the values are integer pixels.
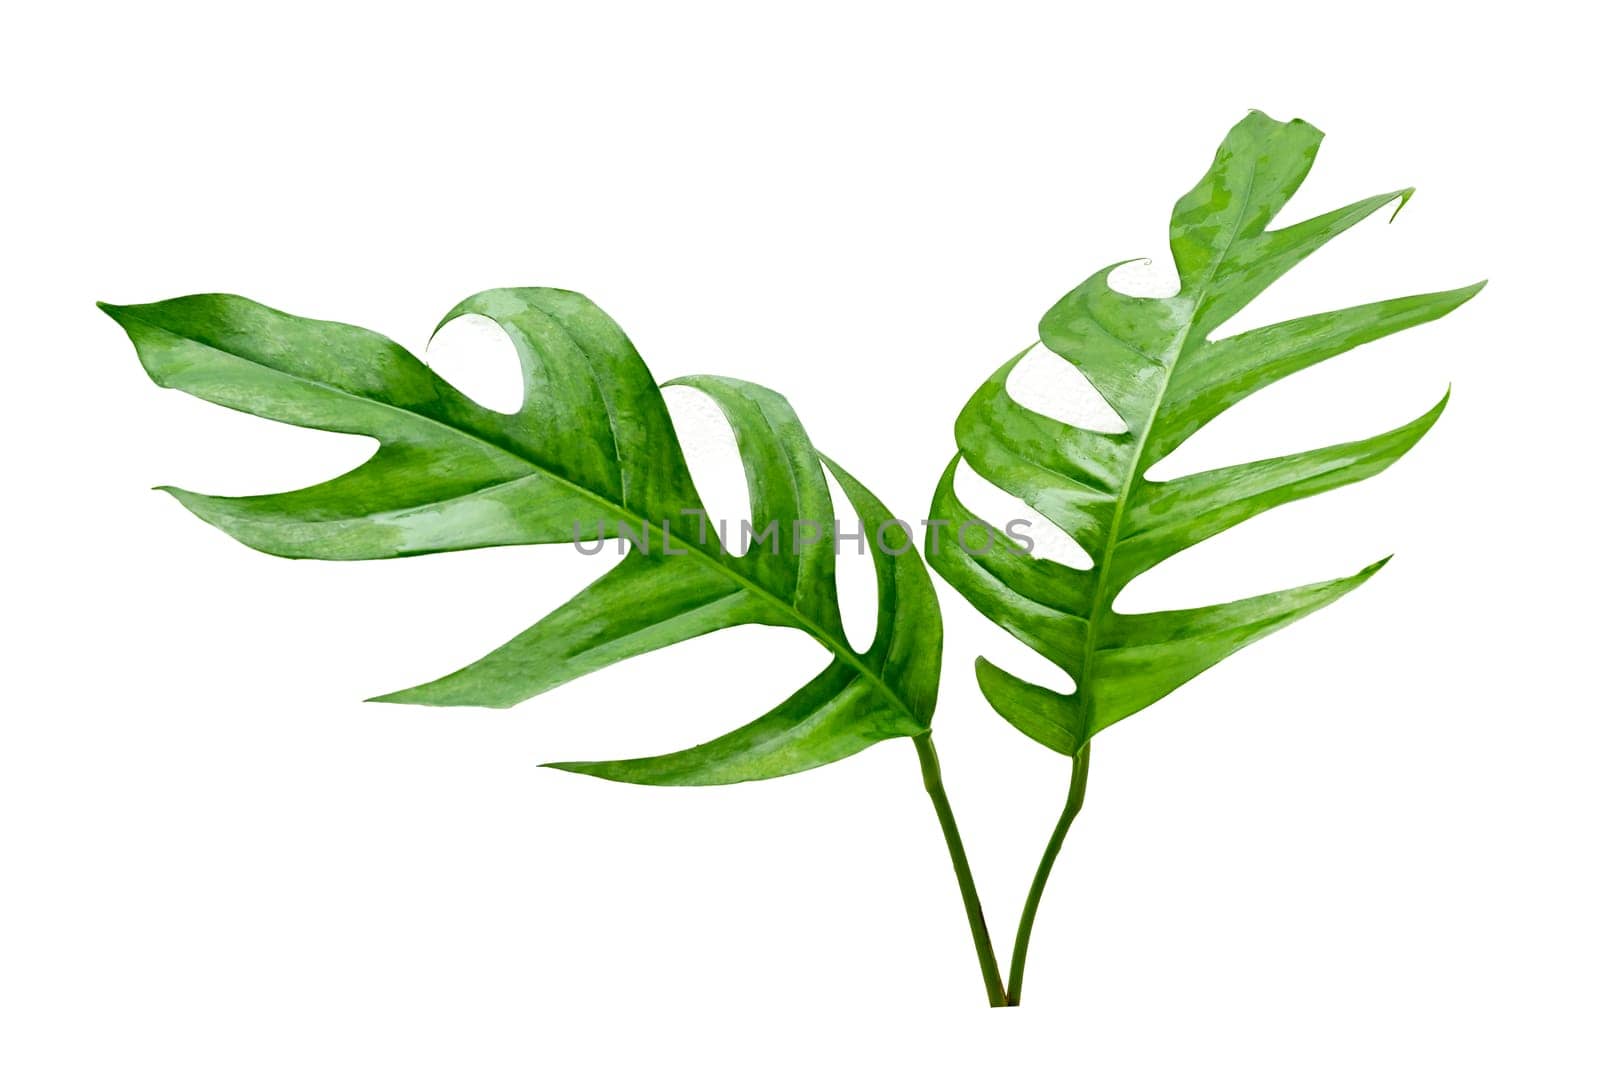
left=541, top=760, right=681, bottom=787
left=366, top=683, right=517, bottom=708
left=1362, top=555, right=1395, bottom=579
left=98, top=300, right=134, bottom=325
left=540, top=760, right=651, bottom=785
left=1388, top=188, right=1416, bottom=222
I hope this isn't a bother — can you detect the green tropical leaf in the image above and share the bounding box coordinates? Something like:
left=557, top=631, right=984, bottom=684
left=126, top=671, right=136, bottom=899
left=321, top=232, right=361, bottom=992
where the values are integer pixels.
left=927, top=111, right=1482, bottom=756
left=104, top=288, right=942, bottom=784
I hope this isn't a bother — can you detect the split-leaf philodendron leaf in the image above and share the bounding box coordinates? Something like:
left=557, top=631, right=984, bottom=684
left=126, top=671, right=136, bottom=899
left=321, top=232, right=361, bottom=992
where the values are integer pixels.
left=104, top=289, right=942, bottom=785
left=928, top=111, right=1482, bottom=756
left=102, top=112, right=1480, bottom=1009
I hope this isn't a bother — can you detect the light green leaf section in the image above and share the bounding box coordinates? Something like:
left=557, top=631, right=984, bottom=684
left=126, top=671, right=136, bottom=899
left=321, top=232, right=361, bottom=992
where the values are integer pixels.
left=928, top=111, right=1482, bottom=755
left=105, top=289, right=941, bottom=784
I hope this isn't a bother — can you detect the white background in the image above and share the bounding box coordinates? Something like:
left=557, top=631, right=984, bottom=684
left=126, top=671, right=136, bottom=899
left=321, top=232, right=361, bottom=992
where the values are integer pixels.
left=4, top=3, right=1595, bottom=1061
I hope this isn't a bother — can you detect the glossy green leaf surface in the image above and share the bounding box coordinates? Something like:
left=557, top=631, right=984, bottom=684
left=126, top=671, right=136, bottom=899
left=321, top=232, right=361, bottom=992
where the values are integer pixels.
left=928, top=112, right=1481, bottom=755
left=105, top=289, right=941, bottom=784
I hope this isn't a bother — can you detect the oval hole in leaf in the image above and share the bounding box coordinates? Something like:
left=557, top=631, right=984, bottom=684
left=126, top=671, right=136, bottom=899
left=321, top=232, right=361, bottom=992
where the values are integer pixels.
left=663, top=385, right=754, bottom=555
left=425, top=313, right=525, bottom=414
left=823, top=463, right=879, bottom=654
left=953, top=459, right=1093, bottom=570
left=1006, top=344, right=1126, bottom=434
left=1107, top=256, right=1179, bottom=298
left=980, top=637, right=1080, bottom=699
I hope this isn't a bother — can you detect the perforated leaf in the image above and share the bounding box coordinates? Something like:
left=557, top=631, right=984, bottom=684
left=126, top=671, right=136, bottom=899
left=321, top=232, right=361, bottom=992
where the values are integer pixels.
left=928, top=112, right=1481, bottom=754
left=105, top=289, right=941, bottom=784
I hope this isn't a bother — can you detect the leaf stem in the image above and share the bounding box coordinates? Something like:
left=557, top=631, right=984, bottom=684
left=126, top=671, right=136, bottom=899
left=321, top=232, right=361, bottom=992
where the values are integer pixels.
left=1007, top=742, right=1091, bottom=1006
left=912, top=732, right=1007, bottom=1007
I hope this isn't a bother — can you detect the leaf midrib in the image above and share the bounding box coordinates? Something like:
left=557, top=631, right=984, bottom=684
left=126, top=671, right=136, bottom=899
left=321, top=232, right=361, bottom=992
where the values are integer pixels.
left=1071, top=162, right=1261, bottom=735
left=131, top=308, right=918, bottom=724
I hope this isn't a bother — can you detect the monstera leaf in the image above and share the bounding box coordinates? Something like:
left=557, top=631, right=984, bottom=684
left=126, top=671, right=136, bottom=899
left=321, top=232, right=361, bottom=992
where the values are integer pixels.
left=928, top=111, right=1481, bottom=757
left=103, top=288, right=942, bottom=785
